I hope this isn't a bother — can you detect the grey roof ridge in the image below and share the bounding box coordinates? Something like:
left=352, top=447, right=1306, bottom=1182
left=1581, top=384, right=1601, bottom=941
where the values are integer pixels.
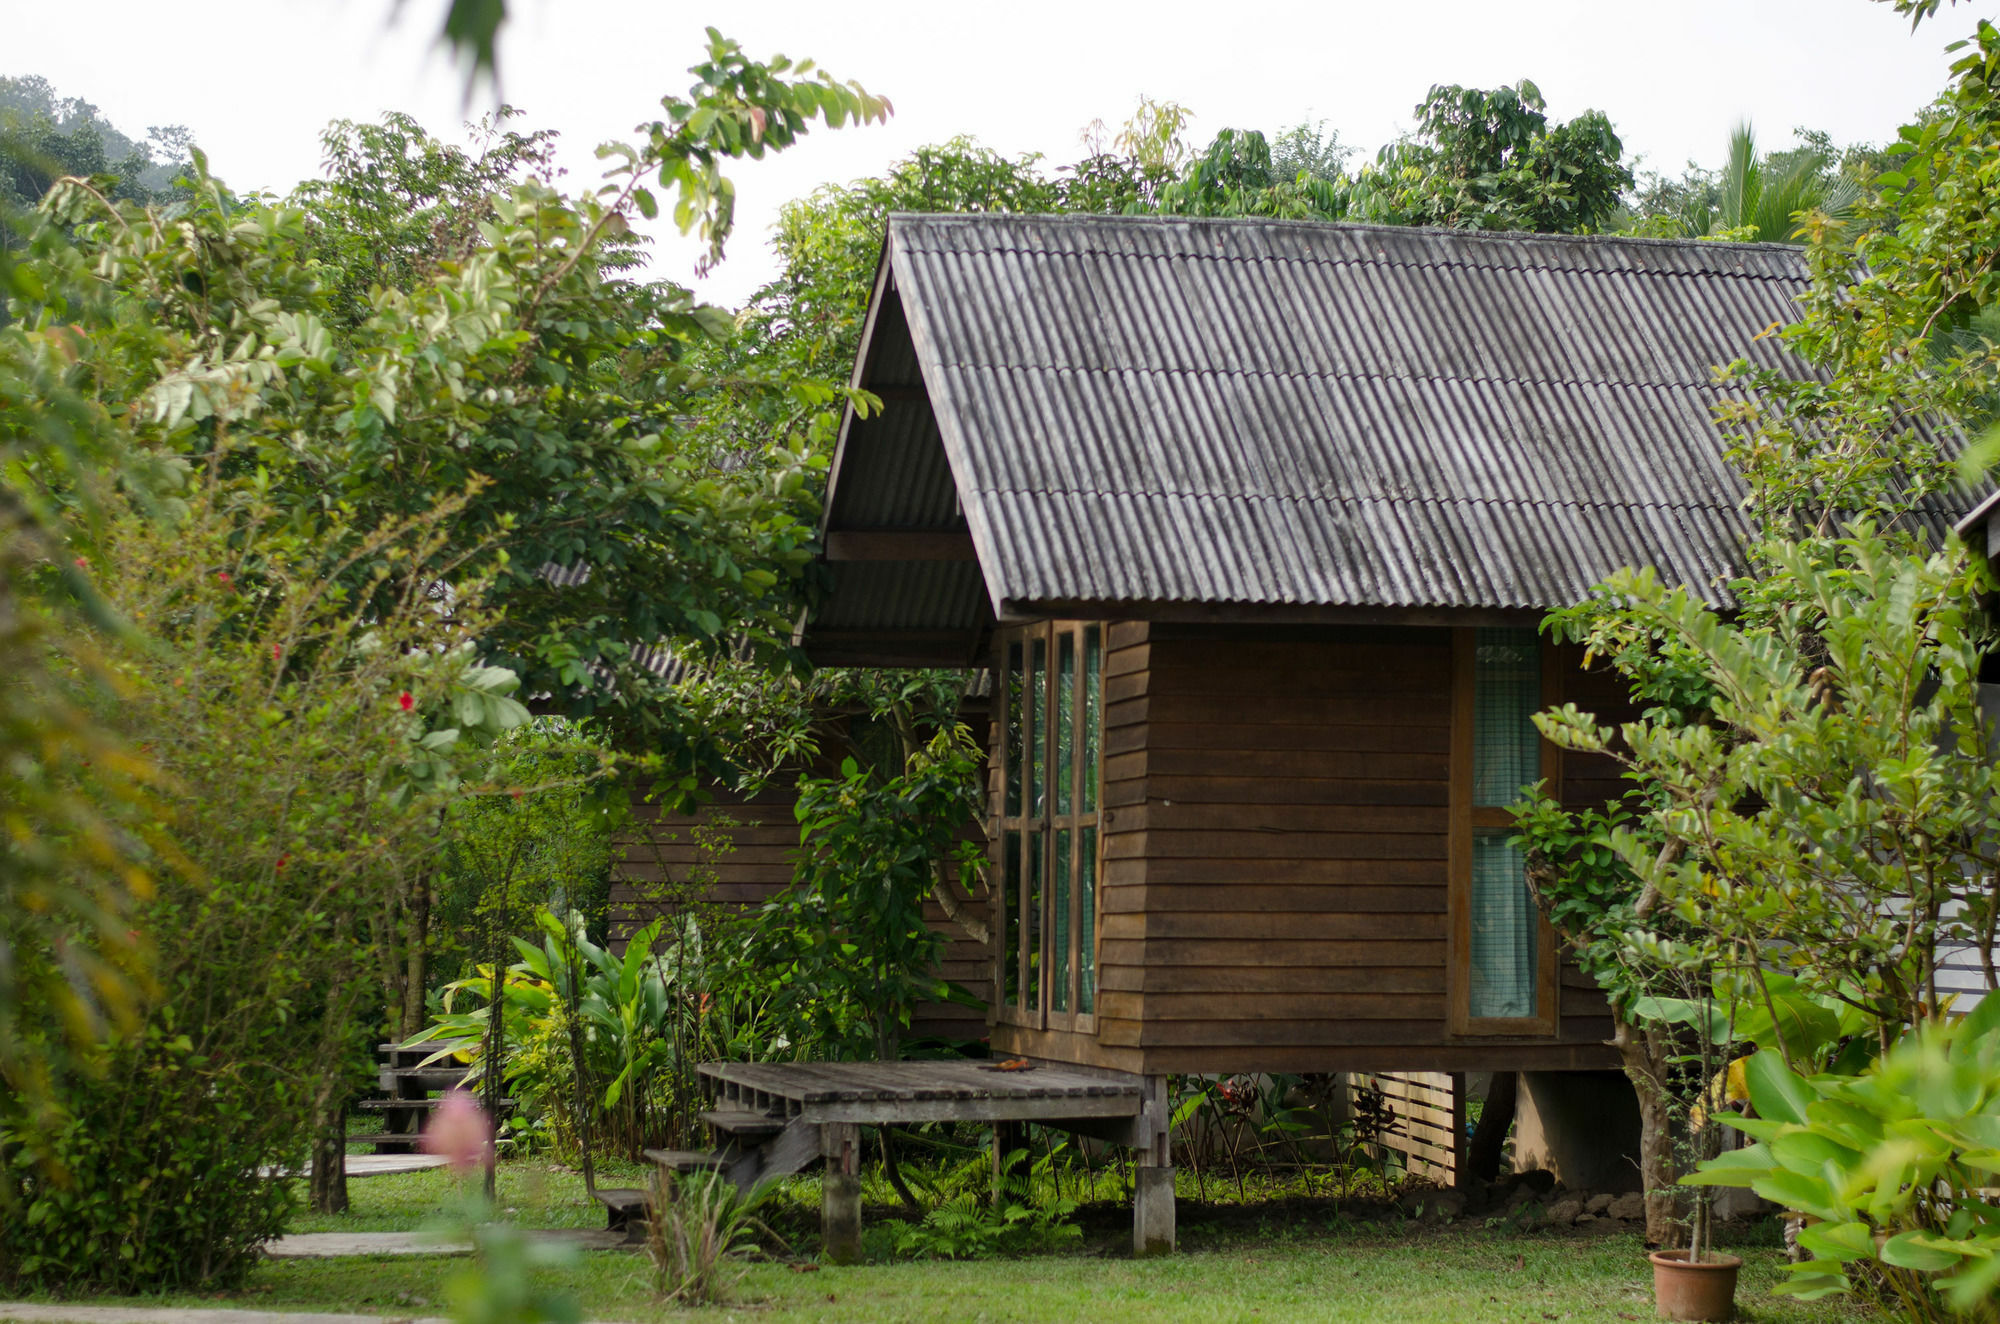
left=973, top=486, right=1745, bottom=515
left=900, top=239, right=1805, bottom=287
left=886, top=210, right=1812, bottom=261
left=932, top=357, right=1766, bottom=395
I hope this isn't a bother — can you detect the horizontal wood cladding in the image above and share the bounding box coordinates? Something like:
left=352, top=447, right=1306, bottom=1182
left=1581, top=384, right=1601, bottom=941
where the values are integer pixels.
left=1099, top=883, right=1445, bottom=914
left=1099, top=911, right=1447, bottom=942
left=1078, top=623, right=1625, bottom=1077
left=1097, top=963, right=1444, bottom=995
left=615, top=780, right=991, bottom=1044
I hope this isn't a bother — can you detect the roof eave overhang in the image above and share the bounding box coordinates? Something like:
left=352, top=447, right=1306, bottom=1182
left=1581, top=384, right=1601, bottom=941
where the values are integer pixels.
left=997, top=597, right=1553, bottom=629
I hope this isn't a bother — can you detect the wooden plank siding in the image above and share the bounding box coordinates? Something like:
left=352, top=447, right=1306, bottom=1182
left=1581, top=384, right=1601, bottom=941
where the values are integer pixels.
left=993, top=622, right=1622, bottom=1075
left=611, top=780, right=994, bottom=1046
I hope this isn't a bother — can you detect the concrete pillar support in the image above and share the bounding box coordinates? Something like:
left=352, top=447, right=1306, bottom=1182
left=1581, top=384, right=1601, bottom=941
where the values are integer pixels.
left=819, top=1121, right=862, bottom=1264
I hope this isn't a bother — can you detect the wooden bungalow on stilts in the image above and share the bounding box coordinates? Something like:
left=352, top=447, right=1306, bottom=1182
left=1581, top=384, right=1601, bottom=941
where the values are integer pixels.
left=647, top=213, right=1961, bottom=1258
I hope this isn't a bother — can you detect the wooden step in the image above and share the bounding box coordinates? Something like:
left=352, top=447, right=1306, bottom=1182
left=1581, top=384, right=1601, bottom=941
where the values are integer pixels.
left=642, top=1147, right=727, bottom=1173
left=378, top=1067, right=474, bottom=1091
left=699, top=1109, right=786, bottom=1139
left=356, top=1097, right=516, bottom=1114
left=592, top=1186, right=651, bottom=1242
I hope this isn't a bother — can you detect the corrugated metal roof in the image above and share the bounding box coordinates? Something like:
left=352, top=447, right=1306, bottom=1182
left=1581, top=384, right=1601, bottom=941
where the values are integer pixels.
left=848, top=212, right=1952, bottom=617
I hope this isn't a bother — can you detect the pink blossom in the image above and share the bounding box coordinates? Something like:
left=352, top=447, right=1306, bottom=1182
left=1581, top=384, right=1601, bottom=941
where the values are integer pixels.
left=422, top=1089, right=493, bottom=1176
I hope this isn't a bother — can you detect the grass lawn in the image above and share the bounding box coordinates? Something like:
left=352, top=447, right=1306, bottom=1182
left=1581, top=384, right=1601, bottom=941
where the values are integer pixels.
left=6, top=1160, right=1883, bottom=1322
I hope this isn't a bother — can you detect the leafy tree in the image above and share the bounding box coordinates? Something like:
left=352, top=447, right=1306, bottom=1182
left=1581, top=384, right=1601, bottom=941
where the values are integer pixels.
left=1354, top=80, right=1632, bottom=233
left=0, top=463, right=529, bottom=1285
left=291, top=108, right=563, bottom=337
left=0, top=75, right=189, bottom=214
left=1627, top=124, right=1868, bottom=243
left=1511, top=16, right=2000, bottom=1268
left=1270, top=120, right=1352, bottom=183
left=1156, top=128, right=1349, bottom=220
left=18, top=33, right=888, bottom=763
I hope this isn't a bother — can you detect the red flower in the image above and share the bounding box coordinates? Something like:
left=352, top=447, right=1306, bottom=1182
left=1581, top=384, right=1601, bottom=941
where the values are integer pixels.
left=275, top=854, right=290, bottom=872
left=398, top=691, right=414, bottom=712
left=74, top=557, right=87, bottom=569
left=272, top=644, right=283, bottom=660
left=216, top=571, right=231, bottom=585
left=509, top=787, right=524, bottom=801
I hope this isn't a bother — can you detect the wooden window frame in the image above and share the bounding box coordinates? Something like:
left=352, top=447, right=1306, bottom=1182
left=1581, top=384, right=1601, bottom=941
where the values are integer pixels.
left=992, top=621, right=1103, bottom=1035
left=1447, top=627, right=1562, bottom=1038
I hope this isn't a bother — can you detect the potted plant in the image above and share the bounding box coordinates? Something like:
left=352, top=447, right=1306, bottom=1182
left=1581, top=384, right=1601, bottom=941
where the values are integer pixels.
left=1643, top=975, right=1741, bottom=1322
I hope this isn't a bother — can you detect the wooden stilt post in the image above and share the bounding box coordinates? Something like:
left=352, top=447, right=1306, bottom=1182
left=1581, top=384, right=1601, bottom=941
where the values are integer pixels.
left=820, top=1121, right=861, bottom=1264
left=1133, top=1074, right=1175, bottom=1256
left=992, top=1121, right=1026, bottom=1206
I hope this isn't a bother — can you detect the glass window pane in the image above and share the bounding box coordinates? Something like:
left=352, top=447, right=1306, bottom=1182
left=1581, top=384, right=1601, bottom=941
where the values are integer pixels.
left=1470, top=830, right=1538, bottom=1019
left=1003, top=829, right=1020, bottom=1007
left=1056, top=632, right=1076, bottom=816
left=1474, top=627, right=1541, bottom=806
left=1082, top=625, right=1102, bottom=813
left=1078, top=823, right=1096, bottom=1015
left=1005, top=642, right=1023, bottom=818
left=1051, top=828, right=1071, bottom=1013
left=1025, top=829, right=1043, bottom=1015
left=1029, top=637, right=1047, bottom=819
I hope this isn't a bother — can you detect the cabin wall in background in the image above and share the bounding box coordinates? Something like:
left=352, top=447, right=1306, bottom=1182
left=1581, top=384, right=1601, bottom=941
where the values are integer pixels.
left=611, top=779, right=993, bottom=1046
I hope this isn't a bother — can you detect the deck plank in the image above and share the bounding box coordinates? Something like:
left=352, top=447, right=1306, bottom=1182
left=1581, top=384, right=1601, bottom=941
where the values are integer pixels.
left=694, top=1060, right=1142, bottom=1121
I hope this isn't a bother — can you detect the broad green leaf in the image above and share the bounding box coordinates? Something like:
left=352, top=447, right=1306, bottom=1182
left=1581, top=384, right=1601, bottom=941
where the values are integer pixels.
left=1879, top=1230, right=1966, bottom=1272
left=1745, top=1050, right=1816, bottom=1125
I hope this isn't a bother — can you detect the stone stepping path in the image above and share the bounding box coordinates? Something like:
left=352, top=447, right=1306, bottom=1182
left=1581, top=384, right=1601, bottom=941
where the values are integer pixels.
left=256, top=1155, right=449, bottom=1181
left=0, top=1310, right=450, bottom=1324
left=263, top=1229, right=629, bottom=1258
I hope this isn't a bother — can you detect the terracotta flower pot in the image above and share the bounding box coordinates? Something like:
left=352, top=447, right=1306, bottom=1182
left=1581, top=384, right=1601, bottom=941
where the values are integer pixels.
left=1649, top=1249, right=1743, bottom=1322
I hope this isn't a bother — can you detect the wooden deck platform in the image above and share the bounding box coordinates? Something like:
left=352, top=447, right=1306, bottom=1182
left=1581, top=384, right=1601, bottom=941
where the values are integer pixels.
left=697, top=1060, right=1144, bottom=1125
left=674, top=1060, right=1173, bottom=1260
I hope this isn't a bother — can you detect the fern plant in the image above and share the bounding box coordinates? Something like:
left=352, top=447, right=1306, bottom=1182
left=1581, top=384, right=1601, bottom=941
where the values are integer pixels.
left=889, top=1147, right=1082, bottom=1260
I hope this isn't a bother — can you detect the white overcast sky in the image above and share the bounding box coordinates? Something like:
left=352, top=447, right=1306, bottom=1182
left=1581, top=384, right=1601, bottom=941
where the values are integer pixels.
left=6, top=1, right=1989, bottom=307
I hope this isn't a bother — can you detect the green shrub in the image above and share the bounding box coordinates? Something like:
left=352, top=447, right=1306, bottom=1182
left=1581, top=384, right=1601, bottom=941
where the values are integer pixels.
left=1690, top=996, right=2000, bottom=1318
left=1, top=1032, right=298, bottom=1290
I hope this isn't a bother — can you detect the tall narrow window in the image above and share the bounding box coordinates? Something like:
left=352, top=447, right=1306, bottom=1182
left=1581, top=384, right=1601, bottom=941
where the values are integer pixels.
left=1454, top=627, right=1557, bottom=1034
left=996, top=622, right=1104, bottom=1029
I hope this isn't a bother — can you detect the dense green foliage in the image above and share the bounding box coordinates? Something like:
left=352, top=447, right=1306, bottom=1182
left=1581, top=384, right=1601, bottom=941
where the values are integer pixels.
left=740, top=728, right=985, bottom=1060
left=1627, top=125, right=1872, bottom=243
left=0, top=27, right=894, bottom=1287
left=0, top=473, right=528, bottom=1289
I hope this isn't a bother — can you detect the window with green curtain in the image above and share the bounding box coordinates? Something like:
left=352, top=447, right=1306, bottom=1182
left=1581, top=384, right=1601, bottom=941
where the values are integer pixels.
left=1470, top=627, right=1542, bottom=1020
left=1474, top=628, right=1541, bottom=805
left=1470, top=831, right=1538, bottom=1018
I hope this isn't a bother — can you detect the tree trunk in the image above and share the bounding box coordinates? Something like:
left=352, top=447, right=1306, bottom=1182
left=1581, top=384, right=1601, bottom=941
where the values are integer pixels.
left=380, top=893, right=408, bottom=1046
left=561, top=926, right=596, bottom=1198
left=402, top=868, right=430, bottom=1038
left=482, top=930, right=506, bottom=1203
left=308, top=1083, right=349, bottom=1214
left=1465, top=1071, right=1517, bottom=1185
left=1614, top=1013, right=1679, bottom=1247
